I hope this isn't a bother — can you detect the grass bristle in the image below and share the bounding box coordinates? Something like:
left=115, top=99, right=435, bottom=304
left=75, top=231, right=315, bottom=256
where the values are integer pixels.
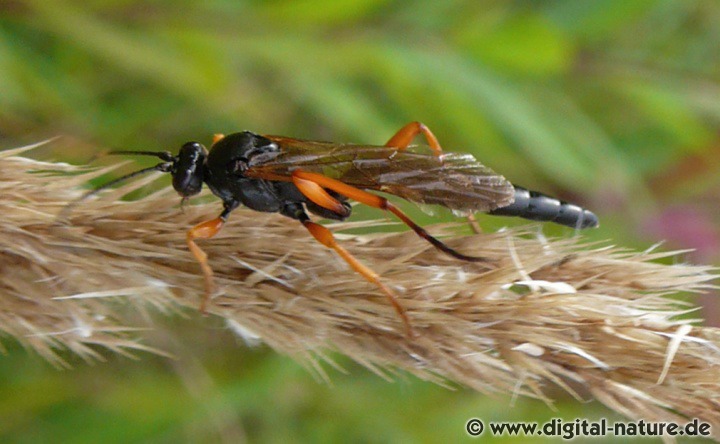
left=1, top=142, right=719, bottom=436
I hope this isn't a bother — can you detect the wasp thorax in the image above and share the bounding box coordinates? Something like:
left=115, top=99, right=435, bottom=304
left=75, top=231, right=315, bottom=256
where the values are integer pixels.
left=172, top=142, right=207, bottom=197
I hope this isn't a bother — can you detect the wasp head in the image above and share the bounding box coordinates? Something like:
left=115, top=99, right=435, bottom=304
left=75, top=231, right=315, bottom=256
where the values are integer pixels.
left=171, top=142, right=207, bottom=197
left=66, top=143, right=207, bottom=218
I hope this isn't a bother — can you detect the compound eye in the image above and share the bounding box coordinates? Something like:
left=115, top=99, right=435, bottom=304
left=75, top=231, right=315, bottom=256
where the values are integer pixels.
left=173, top=142, right=207, bottom=197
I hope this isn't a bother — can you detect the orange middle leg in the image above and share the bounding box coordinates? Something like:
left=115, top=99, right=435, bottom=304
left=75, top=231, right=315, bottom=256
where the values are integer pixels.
left=301, top=219, right=412, bottom=336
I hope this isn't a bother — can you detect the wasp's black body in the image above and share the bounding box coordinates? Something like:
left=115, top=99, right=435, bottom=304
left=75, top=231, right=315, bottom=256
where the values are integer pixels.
left=195, top=132, right=349, bottom=223
left=93, top=123, right=599, bottom=335
left=177, top=131, right=597, bottom=229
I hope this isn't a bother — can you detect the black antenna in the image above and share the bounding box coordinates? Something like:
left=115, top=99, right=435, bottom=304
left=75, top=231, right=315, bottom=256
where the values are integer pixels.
left=108, top=150, right=175, bottom=162
left=76, top=162, right=173, bottom=202
left=58, top=155, right=175, bottom=222
left=77, top=150, right=179, bottom=201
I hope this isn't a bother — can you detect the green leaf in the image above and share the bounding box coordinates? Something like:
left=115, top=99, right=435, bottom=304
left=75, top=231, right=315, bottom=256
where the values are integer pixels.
left=456, top=14, right=574, bottom=76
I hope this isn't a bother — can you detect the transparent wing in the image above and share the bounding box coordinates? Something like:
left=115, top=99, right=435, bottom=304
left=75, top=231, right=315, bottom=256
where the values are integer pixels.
left=246, top=136, right=515, bottom=212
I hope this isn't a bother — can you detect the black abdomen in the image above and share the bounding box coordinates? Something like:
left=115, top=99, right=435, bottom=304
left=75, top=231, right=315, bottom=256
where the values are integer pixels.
left=489, top=187, right=598, bottom=229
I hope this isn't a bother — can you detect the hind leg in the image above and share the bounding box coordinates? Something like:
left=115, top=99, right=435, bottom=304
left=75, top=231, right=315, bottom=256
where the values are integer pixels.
left=385, top=122, right=481, bottom=232
left=385, top=121, right=443, bottom=157
left=291, top=170, right=492, bottom=264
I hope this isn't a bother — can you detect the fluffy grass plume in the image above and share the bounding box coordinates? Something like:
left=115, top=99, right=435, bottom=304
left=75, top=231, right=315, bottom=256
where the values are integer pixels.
left=1, top=142, right=719, bottom=437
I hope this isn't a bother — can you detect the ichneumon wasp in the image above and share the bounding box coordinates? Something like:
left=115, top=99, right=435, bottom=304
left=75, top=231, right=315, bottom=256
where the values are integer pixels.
left=78, top=122, right=598, bottom=336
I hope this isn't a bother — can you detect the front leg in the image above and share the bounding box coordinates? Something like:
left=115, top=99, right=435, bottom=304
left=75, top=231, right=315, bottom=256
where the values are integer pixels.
left=186, top=201, right=238, bottom=312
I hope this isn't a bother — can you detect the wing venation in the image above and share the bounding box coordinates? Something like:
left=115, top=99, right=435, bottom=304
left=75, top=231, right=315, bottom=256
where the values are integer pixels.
left=247, top=137, right=515, bottom=212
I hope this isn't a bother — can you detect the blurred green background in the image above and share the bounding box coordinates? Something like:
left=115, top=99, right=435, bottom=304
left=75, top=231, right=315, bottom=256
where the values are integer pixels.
left=2, top=0, right=720, bottom=442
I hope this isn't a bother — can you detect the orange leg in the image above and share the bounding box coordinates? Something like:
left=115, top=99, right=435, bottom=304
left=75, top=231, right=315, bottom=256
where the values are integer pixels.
left=292, top=175, right=351, bottom=218
left=212, top=133, right=225, bottom=145
left=387, top=122, right=484, bottom=232
left=291, top=169, right=491, bottom=263
left=302, top=219, right=413, bottom=336
left=466, top=213, right=482, bottom=234
left=385, top=121, right=443, bottom=157
left=187, top=217, right=225, bottom=312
